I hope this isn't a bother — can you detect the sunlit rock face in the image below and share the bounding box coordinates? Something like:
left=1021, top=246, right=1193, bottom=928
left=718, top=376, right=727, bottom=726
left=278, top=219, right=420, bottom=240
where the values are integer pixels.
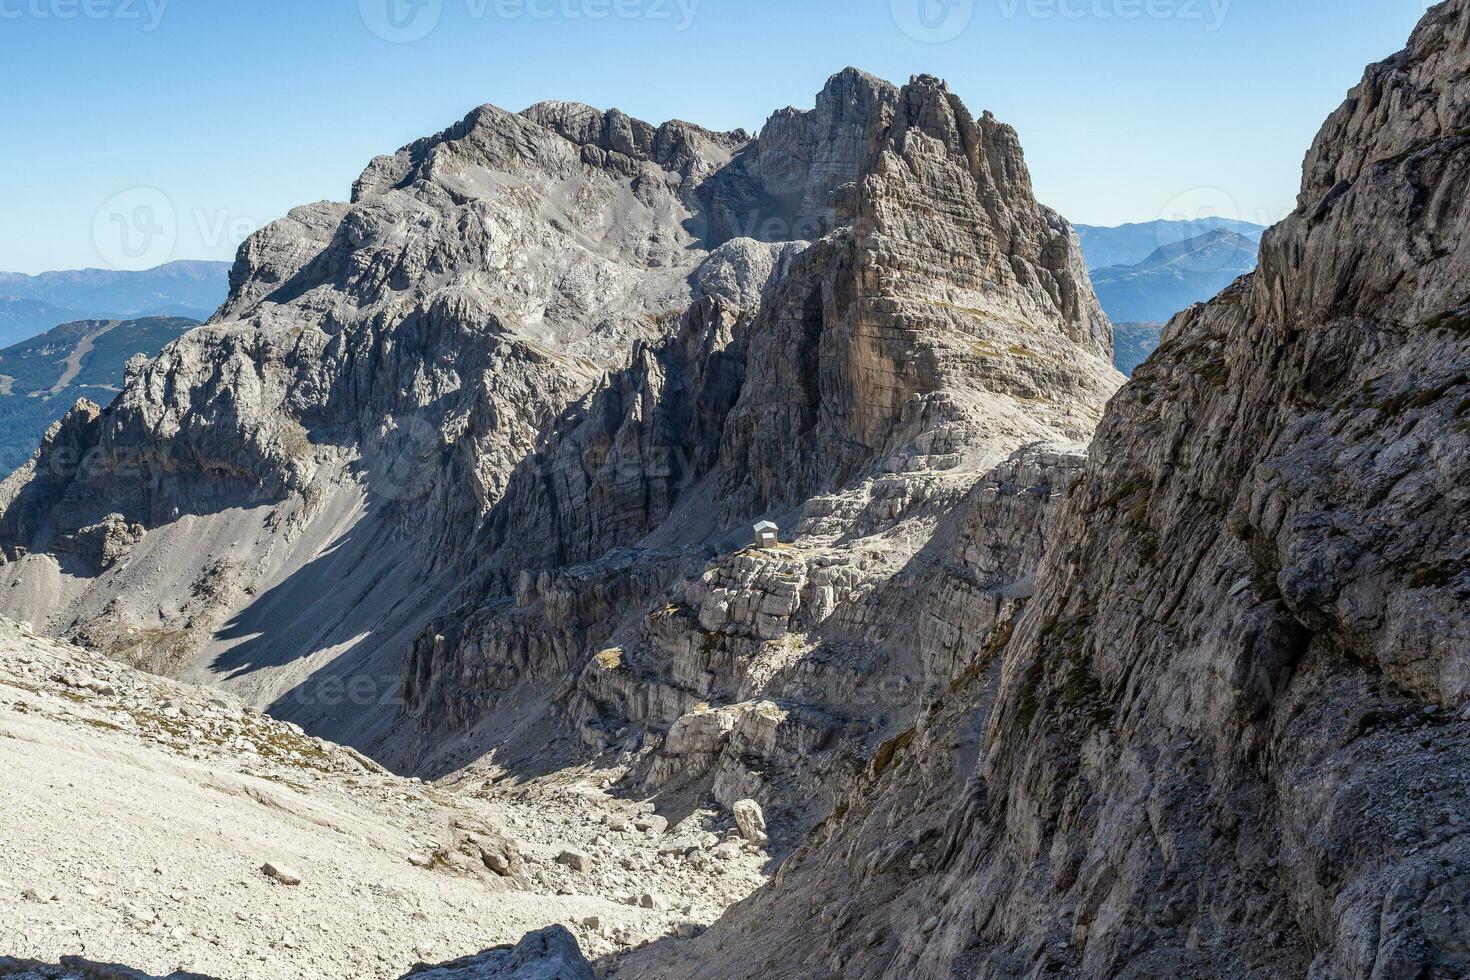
left=624, top=5, right=1470, bottom=979
left=0, top=66, right=1120, bottom=884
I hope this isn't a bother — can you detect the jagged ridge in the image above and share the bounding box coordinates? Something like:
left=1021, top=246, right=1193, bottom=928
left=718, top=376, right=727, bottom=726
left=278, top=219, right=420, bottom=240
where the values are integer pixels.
left=633, top=5, right=1470, bottom=977
left=0, top=69, right=1118, bottom=799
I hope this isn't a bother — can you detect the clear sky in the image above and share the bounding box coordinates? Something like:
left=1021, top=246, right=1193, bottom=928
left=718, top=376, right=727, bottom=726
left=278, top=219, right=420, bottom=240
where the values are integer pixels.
left=0, top=0, right=1436, bottom=274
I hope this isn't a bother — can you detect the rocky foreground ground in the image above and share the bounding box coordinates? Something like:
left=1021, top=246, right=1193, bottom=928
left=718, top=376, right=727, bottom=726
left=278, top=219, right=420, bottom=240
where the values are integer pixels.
left=0, top=617, right=769, bottom=979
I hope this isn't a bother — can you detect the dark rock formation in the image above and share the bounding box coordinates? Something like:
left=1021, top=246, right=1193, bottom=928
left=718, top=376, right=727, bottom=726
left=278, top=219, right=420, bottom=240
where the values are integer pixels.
left=402, top=926, right=594, bottom=979
left=628, top=5, right=1470, bottom=977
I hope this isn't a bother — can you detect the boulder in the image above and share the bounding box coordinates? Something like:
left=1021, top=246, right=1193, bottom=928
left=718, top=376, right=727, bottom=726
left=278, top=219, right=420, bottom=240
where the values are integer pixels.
left=260, top=861, right=301, bottom=886
left=732, top=799, right=769, bottom=847
left=554, top=849, right=592, bottom=873
left=403, top=924, right=595, bottom=979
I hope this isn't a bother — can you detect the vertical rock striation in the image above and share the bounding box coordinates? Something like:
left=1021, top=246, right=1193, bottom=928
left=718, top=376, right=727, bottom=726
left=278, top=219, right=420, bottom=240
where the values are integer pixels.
left=0, top=96, right=746, bottom=743
left=0, top=68, right=1120, bottom=860
left=396, top=73, right=1120, bottom=840
left=632, top=5, right=1470, bottom=977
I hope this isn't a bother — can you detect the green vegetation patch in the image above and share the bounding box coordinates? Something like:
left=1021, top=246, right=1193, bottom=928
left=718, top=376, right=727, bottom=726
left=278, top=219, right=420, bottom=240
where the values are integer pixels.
left=0, top=316, right=196, bottom=476
left=870, top=726, right=916, bottom=778
left=1373, top=372, right=1469, bottom=418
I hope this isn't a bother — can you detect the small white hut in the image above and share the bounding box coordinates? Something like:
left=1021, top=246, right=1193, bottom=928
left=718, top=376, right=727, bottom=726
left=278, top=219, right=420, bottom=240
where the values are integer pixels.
left=753, top=521, right=780, bottom=549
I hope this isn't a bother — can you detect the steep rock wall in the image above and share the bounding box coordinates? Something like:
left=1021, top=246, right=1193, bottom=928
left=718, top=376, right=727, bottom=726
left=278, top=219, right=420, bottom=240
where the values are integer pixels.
left=638, top=6, right=1470, bottom=977
left=393, top=76, right=1120, bottom=838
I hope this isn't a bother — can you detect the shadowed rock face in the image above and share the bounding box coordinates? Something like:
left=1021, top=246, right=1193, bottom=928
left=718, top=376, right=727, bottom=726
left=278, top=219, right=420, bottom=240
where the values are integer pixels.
left=715, top=74, right=1114, bottom=521
left=391, top=70, right=1119, bottom=829
left=700, top=68, right=899, bottom=246
left=402, top=926, right=595, bottom=979
left=2, top=13, right=1462, bottom=978
left=0, top=69, right=1117, bottom=782
left=625, top=5, right=1470, bottom=978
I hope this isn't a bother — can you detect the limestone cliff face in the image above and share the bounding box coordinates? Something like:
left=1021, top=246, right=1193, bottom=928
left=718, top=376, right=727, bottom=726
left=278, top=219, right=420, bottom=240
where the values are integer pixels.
left=637, top=6, right=1470, bottom=978
left=393, top=73, right=1119, bottom=841
left=701, top=68, right=899, bottom=245
left=0, top=96, right=745, bottom=739
left=0, top=71, right=1117, bottom=776
left=717, top=74, right=1115, bottom=520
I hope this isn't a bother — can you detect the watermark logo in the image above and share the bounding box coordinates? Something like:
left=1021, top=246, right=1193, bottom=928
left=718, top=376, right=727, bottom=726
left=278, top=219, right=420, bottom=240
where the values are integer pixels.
left=194, top=207, right=260, bottom=253
left=361, top=0, right=700, bottom=42
left=1152, top=186, right=1290, bottom=274
left=899, top=0, right=1233, bottom=40
left=480, top=0, right=700, bottom=27
left=1156, top=186, right=1243, bottom=239
left=91, top=187, right=263, bottom=272
left=359, top=0, right=443, bottom=43
left=892, top=0, right=975, bottom=42
left=92, top=187, right=177, bottom=272
left=0, top=0, right=169, bottom=30
left=725, top=210, right=837, bottom=245
left=281, top=672, right=404, bottom=710
left=364, top=413, right=442, bottom=502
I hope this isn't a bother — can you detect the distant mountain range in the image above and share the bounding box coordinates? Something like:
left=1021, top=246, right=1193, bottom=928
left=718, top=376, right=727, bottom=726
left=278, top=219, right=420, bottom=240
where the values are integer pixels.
left=1079, top=228, right=1262, bottom=354
left=0, top=316, right=200, bottom=476
left=1069, top=222, right=1267, bottom=374
left=0, top=298, right=96, bottom=349
left=1112, top=322, right=1166, bottom=376
left=0, top=230, right=1244, bottom=390
left=1074, top=217, right=1266, bottom=272
left=0, top=260, right=229, bottom=348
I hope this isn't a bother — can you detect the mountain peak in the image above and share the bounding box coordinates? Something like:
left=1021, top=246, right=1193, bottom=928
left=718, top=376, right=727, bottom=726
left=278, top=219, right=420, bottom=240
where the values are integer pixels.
left=1136, top=227, right=1258, bottom=269
left=0, top=68, right=1117, bottom=748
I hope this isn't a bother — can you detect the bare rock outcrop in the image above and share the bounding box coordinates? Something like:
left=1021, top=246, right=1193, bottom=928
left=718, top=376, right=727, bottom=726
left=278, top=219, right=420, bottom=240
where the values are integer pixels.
left=0, top=614, right=776, bottom=975
left=0, top=67, right=1118, bottom=883
left=628, top=5, right=1470, bottom=978
left=700, top=68, right=899, bottom=246
left=391, top=74, right=1119, bottom=835
left=0, top=86, right=752, bottom=745
left=402, top=926, right=594, bottom=979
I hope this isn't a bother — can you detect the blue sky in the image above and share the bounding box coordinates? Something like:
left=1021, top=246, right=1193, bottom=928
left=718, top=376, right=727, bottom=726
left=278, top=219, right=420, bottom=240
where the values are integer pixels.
left=0, top=0, right=1435, bottom=274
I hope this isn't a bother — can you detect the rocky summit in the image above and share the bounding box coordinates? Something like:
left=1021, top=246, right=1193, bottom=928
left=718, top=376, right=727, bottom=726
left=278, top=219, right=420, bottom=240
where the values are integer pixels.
left=1, top=3, right=1468, bottom=978
left=620, top=4, right=1470, bottom=978
left=0, top=65, right=1119, bottom=830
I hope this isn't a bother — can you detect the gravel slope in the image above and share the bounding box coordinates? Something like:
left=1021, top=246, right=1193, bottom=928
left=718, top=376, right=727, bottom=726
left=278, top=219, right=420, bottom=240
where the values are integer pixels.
left=0, top=619, right=767, bottom=978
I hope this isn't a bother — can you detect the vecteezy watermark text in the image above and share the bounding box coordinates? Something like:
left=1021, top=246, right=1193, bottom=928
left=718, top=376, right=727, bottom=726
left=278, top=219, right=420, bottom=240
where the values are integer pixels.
left=360, top=0, right=700, bottom=44
left=0, top=0, right=168, bottom=30
left=995, top=0, right=1231, bottom=30
left=892, top=0, right=1231, bottom=43
left=890, top=0, right=975, bottom=43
